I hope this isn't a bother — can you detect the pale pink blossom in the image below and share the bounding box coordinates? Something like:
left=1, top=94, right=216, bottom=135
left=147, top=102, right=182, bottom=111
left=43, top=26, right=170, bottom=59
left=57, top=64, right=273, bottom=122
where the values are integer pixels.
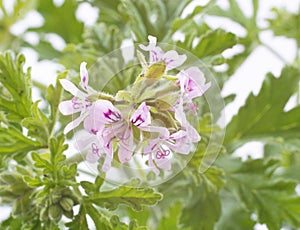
left=59, top=62, right=95, bottom=134
left=85, top=102, right=151, bottom=172
left=177, top=67, right=211, bottom=101
left=140, top=126, right=192, bottom=175
left=139, top=35, right=187, bottom=71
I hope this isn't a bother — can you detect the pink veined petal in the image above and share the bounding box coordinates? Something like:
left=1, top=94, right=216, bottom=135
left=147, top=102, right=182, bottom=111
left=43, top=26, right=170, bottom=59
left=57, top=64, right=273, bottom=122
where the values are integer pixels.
left=83, top=113, right=104, bottom=134
left=93, top=100, right=123, bottom=124
left=185, top=67, right=211, bottom=97
left=63, top=113, right=86, bottom=134
left=113, top=122, right=133, bottom=163
left=97, top=126, right=115, bottom=154
left=58, top=99, right=82, bottom=115
left=163, top=51, right=187, bottom=70
left=60, top=79, right=87, bottom=98
left=80, top=62, right=89, bottom=91
left=86, top=149, right=100, bottom=163
left=155, top=156, right=171, bottom=171
left=144, top=138, right=160, bottom=155
left=150, top=46, right=164, bottom=63
left=130, top=102, right=151, bottom=127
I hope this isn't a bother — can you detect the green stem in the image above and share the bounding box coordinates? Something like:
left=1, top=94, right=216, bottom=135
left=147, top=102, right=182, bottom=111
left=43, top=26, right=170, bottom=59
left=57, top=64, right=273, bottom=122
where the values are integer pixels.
left=0, top=2, right=8, bottom=17
left=261, top=42, right=289, bottom=65
left=297, top=81, right=300, bottom=105
left=78, top=168, right=96, bottom=177
left=32, top=80, right=48, bottom=92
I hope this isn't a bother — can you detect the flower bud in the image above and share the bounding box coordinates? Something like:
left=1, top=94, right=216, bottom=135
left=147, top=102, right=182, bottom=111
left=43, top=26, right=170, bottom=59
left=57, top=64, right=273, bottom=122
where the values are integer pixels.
left=59, top=197, right=74, bottom=212
left=48, top=204, right=63, bottom=222
left=63, top=209, right=74, bottom=219
left=145, top=62, right=166, bottom=79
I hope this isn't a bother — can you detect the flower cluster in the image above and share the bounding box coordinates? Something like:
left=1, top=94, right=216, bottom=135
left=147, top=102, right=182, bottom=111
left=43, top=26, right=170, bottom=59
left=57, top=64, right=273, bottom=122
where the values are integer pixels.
left=59, top=36, right=211, bottom=175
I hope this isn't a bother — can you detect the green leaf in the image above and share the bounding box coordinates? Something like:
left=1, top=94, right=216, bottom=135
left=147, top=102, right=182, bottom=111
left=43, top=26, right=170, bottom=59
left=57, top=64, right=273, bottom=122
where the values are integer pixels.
left=157, top=202, right=182, bottom=230
left=193, top=29, right=237, bottom=59
left=86, top=185, right=162, bottom=211
left=31, top=152, right=52, bottom=171
left=0, top=52, right=32, bottom=121
left=88, top=204, right=131, bottom=230
left=93, top=0, right=192, bottom=42
left=32, top=0, right=83, bottom=44
left=225, top=66, right=300, bottom=150
left=179, top=167, right=224, bottom=230
left=268, top=8, right=300, bottom=46
left=218, top=156, right=300, bottom=229
left=0, top=125, right=42, bottom=155
left=206, top=0, right=260, bottom=75
left=22, top=101, right=49, bottom=145
left=65, top=205, right=89, bottom=230
left=60, top=23, right=124, bottom=69
left=216, top=191, right=255, bottom=230
left=49, top=135, right=68, bottom=169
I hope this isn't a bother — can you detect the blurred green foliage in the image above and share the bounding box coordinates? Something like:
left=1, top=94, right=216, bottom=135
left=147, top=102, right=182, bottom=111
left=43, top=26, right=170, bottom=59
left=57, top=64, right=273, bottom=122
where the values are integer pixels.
left=0, top=0, right=300, bottom=229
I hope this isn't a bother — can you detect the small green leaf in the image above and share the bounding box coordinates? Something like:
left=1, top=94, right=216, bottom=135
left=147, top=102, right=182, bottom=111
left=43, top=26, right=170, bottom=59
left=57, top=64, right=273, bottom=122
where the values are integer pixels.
left=0, top=52, right=32, bottom=121
left=86, top=186, right=162, bottom=211
left=194, top=29, right=237, bottom=59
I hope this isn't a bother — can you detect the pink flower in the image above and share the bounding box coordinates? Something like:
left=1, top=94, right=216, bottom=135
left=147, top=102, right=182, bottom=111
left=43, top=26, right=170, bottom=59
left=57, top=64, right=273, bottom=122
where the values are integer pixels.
left=174, top=98, right=201, bottom=143
left=85, top=102, right=151, bottom=172
left=140, top=126, right=193, bottom=175
left=59, top=62, right=95, bottom=134
left=177, top=67, right=211, bottom=101
left=139, top=35, right=187, bottom=71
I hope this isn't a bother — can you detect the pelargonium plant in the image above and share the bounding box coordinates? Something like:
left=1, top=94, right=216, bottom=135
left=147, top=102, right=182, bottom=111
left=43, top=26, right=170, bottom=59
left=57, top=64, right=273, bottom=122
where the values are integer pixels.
left=59, top=36, right=210, bottom=175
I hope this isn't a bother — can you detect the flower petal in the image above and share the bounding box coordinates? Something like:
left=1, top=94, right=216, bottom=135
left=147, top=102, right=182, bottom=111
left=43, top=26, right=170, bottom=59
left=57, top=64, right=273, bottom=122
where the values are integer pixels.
left=130, top=102, right=151, bottom=127
left=139, top=35, right=157, bottom=51
left=64, top=113, right=86, bottom=134
left=164, top=50, right=186, bottom=70
left=93, top=100, right=123, bottom=124
left=155, top=156, right=171, bottom=171
left=84, top=113, right=104, bottom=134
left=185, top=67, right=211, bottom=98
left=58, top=99, right=82, bottom=115
left=80, top=62, right=89, bottom=91
left=102, top=149, right=113, bottom=172
left=60, top=79, right=87, bottom=98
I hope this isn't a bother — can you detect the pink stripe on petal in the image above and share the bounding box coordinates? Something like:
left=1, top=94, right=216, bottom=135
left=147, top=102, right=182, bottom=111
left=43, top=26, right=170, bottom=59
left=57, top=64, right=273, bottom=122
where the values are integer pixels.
left=58, top=100, right=81, bottom=115
left=80, top=62, right=89, bottom=90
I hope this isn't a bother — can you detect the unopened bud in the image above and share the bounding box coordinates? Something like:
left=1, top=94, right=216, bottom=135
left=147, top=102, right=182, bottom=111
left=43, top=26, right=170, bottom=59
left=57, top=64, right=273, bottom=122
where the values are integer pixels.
left=48, top=204, right=63, bottom=222
left=59, top=197, right=74, bottom=212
